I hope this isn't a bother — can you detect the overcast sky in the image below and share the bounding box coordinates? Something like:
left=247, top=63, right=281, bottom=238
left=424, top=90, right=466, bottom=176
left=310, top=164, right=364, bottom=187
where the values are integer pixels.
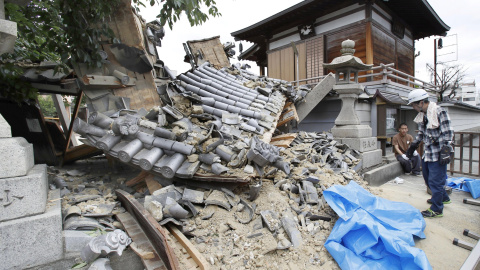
left=140, top=0, right=480, bottom=89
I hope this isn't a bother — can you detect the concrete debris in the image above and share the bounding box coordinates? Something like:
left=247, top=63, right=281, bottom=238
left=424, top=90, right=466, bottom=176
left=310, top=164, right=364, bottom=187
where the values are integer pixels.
left=145, top=200, right=163, bottom=221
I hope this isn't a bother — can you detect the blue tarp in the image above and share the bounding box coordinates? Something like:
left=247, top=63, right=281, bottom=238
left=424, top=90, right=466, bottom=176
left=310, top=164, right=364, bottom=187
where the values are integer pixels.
left=447, top=177, right=480, bottom=199
left=324, top=181, right=431, bottom=270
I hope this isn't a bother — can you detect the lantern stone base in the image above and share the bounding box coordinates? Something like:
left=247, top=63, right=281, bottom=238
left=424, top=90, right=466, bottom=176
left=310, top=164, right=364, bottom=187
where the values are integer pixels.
left=331, top=125, right=372, bottom=138
left=339, top=137, right=377, bottom=152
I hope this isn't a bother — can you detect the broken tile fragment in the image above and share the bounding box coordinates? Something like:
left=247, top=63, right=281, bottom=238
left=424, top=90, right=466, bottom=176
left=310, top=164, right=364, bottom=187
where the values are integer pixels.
left=204, top=190, right=231, bottom=211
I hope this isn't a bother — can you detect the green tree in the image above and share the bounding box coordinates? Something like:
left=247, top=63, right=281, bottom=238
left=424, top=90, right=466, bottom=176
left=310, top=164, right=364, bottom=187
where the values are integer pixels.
left=1, top=0, right=221, bottom=102
left=38, top=95, right=58, bottom=118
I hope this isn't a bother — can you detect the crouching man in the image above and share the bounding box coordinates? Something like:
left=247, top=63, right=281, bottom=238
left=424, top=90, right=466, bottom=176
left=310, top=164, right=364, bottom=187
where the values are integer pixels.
left=406, top=89, right=454, bottom=218
left=392, top=123, right=421, bottom=176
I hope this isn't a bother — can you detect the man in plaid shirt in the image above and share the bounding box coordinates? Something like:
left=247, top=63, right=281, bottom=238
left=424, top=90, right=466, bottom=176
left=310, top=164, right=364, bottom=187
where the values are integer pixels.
left=406, top=89, right=454, bottom=218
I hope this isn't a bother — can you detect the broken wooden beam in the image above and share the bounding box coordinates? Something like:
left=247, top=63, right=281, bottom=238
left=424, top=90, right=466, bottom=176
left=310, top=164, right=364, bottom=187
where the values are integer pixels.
left=115, top=189, right=181, bottom=270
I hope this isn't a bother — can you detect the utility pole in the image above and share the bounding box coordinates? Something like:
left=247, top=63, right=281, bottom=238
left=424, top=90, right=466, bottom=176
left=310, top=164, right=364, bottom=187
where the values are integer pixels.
left=434, top=39, right=437, bottom=86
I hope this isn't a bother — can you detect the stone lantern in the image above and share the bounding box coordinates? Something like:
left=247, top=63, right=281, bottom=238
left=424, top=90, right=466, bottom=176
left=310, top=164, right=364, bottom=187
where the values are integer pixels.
left=323, top=39, right=372, bottom=127
left=323, top=39, right=382, bottom=169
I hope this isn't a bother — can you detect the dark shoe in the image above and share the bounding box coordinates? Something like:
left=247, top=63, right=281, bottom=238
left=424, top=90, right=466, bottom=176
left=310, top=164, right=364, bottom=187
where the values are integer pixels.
left=427, top=198, right=451, bottom=204
left=421, top=208, right=443, bottom=218
left=412, top=171, right=422, bottom=176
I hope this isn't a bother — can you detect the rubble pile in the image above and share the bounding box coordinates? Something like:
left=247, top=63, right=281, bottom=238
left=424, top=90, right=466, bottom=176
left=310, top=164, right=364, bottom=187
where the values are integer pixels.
left=66, top=61, right=375, bottom=269
left=51, top=168, right=126, bottom=232
left=52, top=128, right=369, bottom=269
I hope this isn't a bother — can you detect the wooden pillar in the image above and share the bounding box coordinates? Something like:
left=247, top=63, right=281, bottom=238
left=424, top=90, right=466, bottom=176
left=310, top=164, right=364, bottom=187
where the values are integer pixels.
left=366, top=22, right=374, bottom=67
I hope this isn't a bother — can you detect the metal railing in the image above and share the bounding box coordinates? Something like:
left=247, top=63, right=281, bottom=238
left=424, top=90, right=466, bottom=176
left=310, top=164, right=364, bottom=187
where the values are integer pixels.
left=449, top=132, right=480, bottom=177
left=291, top=63, right=439, bottom=92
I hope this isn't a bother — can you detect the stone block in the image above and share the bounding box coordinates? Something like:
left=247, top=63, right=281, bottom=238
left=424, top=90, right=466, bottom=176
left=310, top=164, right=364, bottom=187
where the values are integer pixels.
left=364, top=161, right=403, bottom=186
left=0, top=19, right=17, bottom=55
left=359, top=149, right=383, bottom=169
left=340, top=137, right=377, bottom=152
left=0, top=189, right=63, bottom=270
left=0, top=137, right=34, bottom=178
left=0, top=164, right=47, bottom=222
left=332, top=83, right=365, bottom=93
left=331, top=125, right=372, bottom=138
left=0, top=114, right=11, bottom=138
left=64, top=230, right=94, bottom=253
left=297, top=73, right=336, bottom=123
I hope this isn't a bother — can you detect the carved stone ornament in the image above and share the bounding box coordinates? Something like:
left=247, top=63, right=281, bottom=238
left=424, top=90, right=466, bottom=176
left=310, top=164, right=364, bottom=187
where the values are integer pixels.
left=81, top=229, right=132, bottom=263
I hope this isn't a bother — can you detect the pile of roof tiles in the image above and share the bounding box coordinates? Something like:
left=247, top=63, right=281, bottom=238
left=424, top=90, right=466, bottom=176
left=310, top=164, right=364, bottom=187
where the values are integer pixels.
left=73, top=62, right=295, bottom=182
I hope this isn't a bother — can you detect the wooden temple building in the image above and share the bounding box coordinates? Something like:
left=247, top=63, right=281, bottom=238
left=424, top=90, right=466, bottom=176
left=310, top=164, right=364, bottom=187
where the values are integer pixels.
left=232, top=0, right=480, bottom=155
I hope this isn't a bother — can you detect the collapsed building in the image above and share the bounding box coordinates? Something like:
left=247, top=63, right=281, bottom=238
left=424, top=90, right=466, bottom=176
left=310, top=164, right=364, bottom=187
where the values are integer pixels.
left=0, top=0, right=395, bottom=269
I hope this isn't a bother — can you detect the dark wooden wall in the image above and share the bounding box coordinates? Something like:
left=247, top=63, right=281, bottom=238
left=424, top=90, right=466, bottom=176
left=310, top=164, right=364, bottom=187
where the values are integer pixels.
left=372, top=24, right=414, bottom=77
left=325, top=24, right=367, bottom=64
left=372, top=25, right=395, bottom=66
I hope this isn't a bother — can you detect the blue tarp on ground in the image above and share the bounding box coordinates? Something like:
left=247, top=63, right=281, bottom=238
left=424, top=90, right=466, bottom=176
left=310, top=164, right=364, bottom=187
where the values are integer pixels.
left=447, top=177, right=480, bottom=199
left=324, top=181, right=431, bottom=270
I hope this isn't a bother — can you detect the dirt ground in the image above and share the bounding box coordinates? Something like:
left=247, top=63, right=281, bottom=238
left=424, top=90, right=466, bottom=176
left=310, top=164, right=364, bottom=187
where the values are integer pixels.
left=371, top=173, right=480, bottom=270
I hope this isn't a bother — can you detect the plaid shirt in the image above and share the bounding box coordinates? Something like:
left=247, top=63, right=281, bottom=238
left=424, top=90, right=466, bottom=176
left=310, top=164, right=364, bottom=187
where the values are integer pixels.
left=415, top=107, right=454, bottom=162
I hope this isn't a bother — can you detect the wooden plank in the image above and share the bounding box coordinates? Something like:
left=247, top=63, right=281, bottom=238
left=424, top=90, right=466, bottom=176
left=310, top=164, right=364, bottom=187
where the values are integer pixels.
left=271, top=139, right=295, bottom=148
left=366, top=22, right=374, bottom=66
left=126, top=170, right=149, bottom=187
left=116, top=190, right=181, bottom=270
left=267, top=50, right=281, bottom=79
left=297, top=42, right=307, bottom=85
left=271, top=133, right=298, bottom=142
left=116, top=212, right=167, bottom=270
left=277, top=103, right=299, bottom=127
left=280, top=47, right=295, bottom=82
left=63, top=91, right=83, bottom=160
left=51, top=94, right=70, bottom=136
left=145, top=174, right=162, bottom=194
left=63, top=144, right=103, bottom=164
left=167, top=224, right=209, bottom=270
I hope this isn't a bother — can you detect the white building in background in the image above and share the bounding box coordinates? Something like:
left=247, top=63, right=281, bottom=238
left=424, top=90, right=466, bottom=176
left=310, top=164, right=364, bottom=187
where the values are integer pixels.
left=443, top=81, right=479, bottom=106
left=458, top=81, right=478, bottom=106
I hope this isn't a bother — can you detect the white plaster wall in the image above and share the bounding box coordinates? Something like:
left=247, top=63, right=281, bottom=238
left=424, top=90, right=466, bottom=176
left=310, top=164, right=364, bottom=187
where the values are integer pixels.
left=269, top=33, right=301, bottom=50
left=443, top=106, right=480, bottom=131
left=315, top=4, right=363, bottom=23
left=315, top=10, right=365, bottom=35
left=372, top=11, right=390, bottom=29
left=272, top=27, right=297, bottom=39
